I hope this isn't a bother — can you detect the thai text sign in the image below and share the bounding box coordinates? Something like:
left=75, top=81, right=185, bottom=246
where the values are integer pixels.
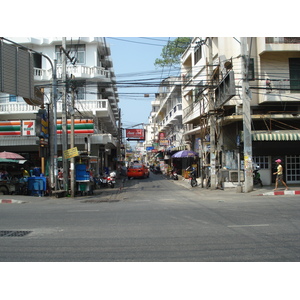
left=126, top=129, right=145, bottom=140
left=64, top=147, right=79, bottom=159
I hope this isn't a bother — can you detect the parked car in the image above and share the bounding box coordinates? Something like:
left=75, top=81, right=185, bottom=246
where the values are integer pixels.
left=127, top=164, right=149, bottom=179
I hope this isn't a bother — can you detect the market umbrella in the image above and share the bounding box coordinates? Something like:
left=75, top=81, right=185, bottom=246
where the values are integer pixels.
left=171, top=150, right=198, bottom=158
left=0, top=151, right=25, bottom=160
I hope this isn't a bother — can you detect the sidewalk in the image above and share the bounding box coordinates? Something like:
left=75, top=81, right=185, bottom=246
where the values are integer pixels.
left=166, top=174, right=300, bottom=197
left=0, top=178, right=125, bottom=204
left=1, top=176, right=300, bottom=204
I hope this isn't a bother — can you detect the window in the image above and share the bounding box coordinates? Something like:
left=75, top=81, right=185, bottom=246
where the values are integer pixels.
left=32, top=53, right=42, bottom=68
left=55, top=44, right=86, bottom=64
left=194, top=45, right=202, bottom=64
left=289, top=58, right=300, bottom=93
left=253, top=156, right=269, bottom=169
left=286, top=155, right=300, bottom=182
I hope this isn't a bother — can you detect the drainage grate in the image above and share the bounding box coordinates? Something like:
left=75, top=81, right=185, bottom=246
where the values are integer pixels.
left=0, top=230, right=32, bottom=237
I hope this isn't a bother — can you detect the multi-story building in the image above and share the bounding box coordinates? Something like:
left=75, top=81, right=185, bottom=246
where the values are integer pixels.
left=181, top=37, right=300, bottom=186
left=0, top=37, right=120, bottom=175
left=145, top=77, right=184, bottom=169
left=155, top=77, right=183, bottom=149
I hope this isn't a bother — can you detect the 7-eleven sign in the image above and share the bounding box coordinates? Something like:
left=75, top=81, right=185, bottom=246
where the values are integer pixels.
left=22, top=120, right=35, bottom=136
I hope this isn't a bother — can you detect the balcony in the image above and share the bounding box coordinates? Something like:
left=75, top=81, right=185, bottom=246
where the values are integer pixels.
left=182, top=69, right=193, bottom=86
left=34, top=65, right=111, bottom=82
left=266, top=37, right=300, bottom=44
left=183, top=101, right=204, bottom=124
left=259, top=80, right=300, bottom=103
left=257, top=37, right=300, bottom=54
left=159, top=104, right=182, bottom=131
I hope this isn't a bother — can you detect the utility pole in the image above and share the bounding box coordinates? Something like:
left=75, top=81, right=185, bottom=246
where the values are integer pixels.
left=52, top=59, right=58, bottom=192
left=61, top=37, right=69, bottom=193
left=208, top=37, right=217, bottom=189
left=241, top=37, right=253, bottom=192
left=70, top=82, right=75, bottom=197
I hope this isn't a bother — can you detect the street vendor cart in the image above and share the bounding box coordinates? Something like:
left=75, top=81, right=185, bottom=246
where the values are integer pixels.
left=75, top=155, right=98, bottom=196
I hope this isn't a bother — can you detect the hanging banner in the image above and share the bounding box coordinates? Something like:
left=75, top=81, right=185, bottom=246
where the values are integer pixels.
left=126, top=129, right=145, bottom=140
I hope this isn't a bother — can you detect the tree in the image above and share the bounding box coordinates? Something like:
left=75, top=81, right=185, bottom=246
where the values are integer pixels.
left=154, top=37, right=192, bottom=68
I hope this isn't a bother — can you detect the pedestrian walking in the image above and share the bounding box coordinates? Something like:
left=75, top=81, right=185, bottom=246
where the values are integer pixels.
left=273, top=159, right=288, bottom=191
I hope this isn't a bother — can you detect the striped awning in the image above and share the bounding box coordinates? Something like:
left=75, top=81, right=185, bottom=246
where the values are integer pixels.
left=252, top=131, right=300, bottom=141
left=241, top=131, right=300, bottom=142
left=171, top=145, right=187, bottom=152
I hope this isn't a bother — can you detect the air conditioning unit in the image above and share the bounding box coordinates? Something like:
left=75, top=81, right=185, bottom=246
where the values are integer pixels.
left=228, top=170, right=244, bottom=182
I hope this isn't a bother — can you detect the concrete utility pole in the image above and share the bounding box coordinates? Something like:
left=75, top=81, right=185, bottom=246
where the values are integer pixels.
left=61, top=37, right=69, bottom=193
left=51, top=60, right=58, bottom=191
left=241, top=37, right=253, bottom=192
left=208, top=38, right=217, bottom=189
left=70, top=85, right=75, bottom=197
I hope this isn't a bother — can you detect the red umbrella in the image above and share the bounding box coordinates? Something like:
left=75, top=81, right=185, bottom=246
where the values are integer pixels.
left=0, top=151, right=25, bottom=160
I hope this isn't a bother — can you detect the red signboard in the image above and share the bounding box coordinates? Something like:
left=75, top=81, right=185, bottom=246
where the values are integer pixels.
left=126, top=129, right=145, bottom=140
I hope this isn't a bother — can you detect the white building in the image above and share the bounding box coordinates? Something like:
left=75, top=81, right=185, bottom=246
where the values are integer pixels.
left=0, top=37, right=120, bottom=173
left=181, top=37, right=300, bottom=186
left=145, top=76, right=184, bottom=166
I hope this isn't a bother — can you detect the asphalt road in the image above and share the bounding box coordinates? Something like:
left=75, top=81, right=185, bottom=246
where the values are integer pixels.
left=1, top=174, right=300, bottom=262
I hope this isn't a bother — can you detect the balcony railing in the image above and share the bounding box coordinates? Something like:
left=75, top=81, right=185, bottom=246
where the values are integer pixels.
left=182, top=69, right=193, bottom=85
left=0, top=101, right=38, bottom=113
left=183, top=99, right=208, bottom=123
left=34, top=65, right=110, bottom=81
left=0, top=99, right=117, bottom=118
left=159, top=104, right=182, bottom=128
left=265, top=37, right=300, bottom=44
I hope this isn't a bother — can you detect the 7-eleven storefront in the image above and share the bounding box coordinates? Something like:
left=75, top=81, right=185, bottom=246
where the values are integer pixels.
left=0, top=119, right=116, bottom=170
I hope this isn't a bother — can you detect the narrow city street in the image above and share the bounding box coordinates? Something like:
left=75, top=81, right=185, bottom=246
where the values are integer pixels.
left=1, top=174, right=300, bottom=262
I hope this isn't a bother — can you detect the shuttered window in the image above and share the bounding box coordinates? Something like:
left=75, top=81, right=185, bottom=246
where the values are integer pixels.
left=289, top=58, right=300, bottom=93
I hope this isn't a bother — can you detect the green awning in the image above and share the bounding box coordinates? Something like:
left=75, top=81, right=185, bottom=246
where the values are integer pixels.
left=252, top=131, right=300, bottom=141
left=241, top=131, right=300, bottom=142
left=171, top=145, right=186, bottom=152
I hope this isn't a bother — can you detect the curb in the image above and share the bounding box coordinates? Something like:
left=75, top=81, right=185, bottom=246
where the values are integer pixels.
left=0, top=198, right=26, bottom=204
left=259, top=190, right=300, bottom=196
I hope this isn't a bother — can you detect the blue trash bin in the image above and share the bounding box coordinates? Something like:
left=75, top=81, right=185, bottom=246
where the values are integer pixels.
left=28, top=177, right=46, bottom=196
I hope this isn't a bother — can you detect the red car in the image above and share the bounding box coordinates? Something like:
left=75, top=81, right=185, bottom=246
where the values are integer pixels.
left=127, top=164, right=149, bottom=179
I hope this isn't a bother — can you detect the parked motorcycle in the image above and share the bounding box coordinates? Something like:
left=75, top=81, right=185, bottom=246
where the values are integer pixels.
left=94, top=171, right=116, bottom=189
left=253, top=166, right=263, bottom=187
left=170, top=169, right=178, bottom=180
left=108, top=171, right=116, bottom=188
left=186, top=166, right=197, bottom=187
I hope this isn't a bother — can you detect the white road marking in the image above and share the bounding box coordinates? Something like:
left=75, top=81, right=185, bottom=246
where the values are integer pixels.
left=228, top=224, right=269, bottom=228
left=67, top=210, right=100, bottom=212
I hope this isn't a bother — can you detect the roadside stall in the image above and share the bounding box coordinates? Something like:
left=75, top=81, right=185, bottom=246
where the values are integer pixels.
left=171, top=150, right=199, bottom=178
left=75, top=155, right=98, bottom=196
left=0, top=158, right=32, bottom=195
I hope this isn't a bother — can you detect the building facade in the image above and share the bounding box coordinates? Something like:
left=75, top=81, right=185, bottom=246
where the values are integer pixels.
left=0, top=37, right=120, bottom=175
left=145, top=76, right=184, bottom=169
left=181, top=37, right=300, bottom=186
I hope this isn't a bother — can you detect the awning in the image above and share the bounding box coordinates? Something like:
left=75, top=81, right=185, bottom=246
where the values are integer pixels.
left=242, top=131, right=300, bottom=142
left=0, top=158, right=28, bottom=164
left=155, top=152, right=164, bottom=158
left=171, top=145, right=187, bottom=152
left=253, top=132, right=300, bottom=141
